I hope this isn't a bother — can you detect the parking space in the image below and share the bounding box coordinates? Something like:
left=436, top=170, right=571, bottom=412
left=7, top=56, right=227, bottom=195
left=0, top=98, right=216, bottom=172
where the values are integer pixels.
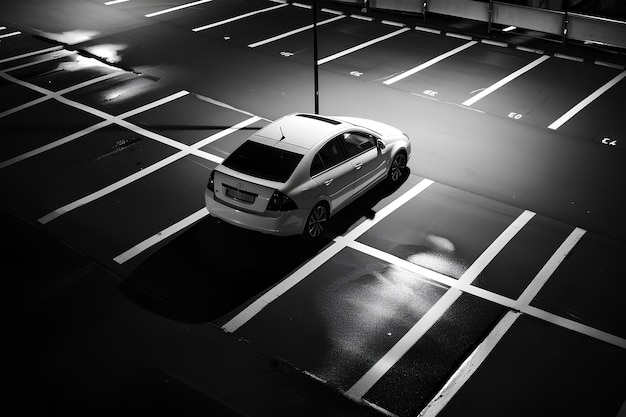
left=43, top=155, right=212, bottom=266
left=8, top=52, right=122, bottom=91
left=552, top=70, right=626, bottom=148
left=0, top=124, right=178, bottom=219
left=385, top=41, right=544, bottom=107
left=0, top=98, right=103, bottom=163
left=233, top=245, right=452, bottom=390
left=125, top=92, right=259, bottom=145
left=471, top=214, right=574, bottom=299
left=531, top=232, right=626, bottom=339
left=190, top=1, right=315, bottom=47
left=0, top=77, right=44, bottom=112
left=470, top=56, right=624, bottom=129
left=318, top=28, right=469, bottom=83
left=357, top=182, right=525, bottom=278
left=435, top=314, right=626, bottom=417
left=249, top=12, right=397, bottom=62
left=0, top=26, right=59, bottom=61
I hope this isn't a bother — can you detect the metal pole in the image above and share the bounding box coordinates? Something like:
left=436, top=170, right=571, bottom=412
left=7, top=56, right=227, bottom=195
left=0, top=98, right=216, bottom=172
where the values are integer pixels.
left=313, top=0, right=319, bottom=114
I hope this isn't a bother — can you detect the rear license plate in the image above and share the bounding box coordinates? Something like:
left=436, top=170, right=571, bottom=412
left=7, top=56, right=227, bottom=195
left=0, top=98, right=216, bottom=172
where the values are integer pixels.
left=224, top=186, right=255, bottom=203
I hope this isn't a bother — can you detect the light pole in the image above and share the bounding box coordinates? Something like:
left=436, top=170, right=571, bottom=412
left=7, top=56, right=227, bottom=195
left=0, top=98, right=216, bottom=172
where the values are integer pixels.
left=313, top=0, right=319, bottom=114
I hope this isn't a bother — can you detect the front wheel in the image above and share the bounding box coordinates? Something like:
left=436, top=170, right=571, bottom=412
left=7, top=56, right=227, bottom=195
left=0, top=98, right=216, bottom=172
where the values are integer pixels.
left=387, top=151, right=407, bottom=183
left=304, top=203, right=328, bottom=239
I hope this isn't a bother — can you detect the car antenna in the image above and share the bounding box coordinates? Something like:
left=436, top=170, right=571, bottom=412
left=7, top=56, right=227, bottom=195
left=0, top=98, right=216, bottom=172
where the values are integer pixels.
left=279, top=126, right=285, bottom=140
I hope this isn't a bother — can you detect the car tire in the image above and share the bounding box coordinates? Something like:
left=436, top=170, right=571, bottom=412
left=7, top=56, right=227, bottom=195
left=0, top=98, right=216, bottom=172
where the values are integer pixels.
left=304, top=202, right=329, bottom=239
left=387, top=150, right=407, bottom=183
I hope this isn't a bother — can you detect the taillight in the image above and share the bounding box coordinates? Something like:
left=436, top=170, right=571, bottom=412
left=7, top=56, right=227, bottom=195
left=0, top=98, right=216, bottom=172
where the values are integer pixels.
left=207, top=170, right=215, bottom=192
left=266, top=190, right=297, bottom=211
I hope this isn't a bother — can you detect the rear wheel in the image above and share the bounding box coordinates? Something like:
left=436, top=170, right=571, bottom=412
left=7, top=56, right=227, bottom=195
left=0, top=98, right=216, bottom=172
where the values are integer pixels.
left=387, top=151, right=407, bottom=183
left=304, top=203, right=328, bottom=239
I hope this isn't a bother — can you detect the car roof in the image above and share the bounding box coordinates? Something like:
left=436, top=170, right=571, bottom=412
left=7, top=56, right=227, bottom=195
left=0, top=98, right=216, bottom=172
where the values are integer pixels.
left=251, top=113, right=347, bottom=153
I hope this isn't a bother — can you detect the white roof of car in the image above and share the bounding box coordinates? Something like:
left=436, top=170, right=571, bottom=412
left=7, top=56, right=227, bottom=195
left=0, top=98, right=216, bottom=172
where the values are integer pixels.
left=253, top=113, right=346, bottom=152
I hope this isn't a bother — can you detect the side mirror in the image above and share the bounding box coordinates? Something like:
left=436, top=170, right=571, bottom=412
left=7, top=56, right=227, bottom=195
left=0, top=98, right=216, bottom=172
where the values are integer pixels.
left=376, top=139, right=386, bottom=150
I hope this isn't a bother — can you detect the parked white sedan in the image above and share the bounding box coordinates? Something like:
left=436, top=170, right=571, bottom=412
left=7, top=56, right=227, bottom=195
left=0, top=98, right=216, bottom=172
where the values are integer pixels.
left=205, top=113, right=411, bottom=238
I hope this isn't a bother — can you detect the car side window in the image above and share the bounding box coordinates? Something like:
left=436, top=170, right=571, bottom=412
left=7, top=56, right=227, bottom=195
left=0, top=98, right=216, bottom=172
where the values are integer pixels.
left=310, top=137, right=347, bottom=176
left=342, top=132, right=376, bottom=157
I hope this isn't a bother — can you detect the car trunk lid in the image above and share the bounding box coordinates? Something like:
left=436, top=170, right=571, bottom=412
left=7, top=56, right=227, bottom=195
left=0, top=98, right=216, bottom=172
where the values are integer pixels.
left=213, top=167, right=278, bottom=213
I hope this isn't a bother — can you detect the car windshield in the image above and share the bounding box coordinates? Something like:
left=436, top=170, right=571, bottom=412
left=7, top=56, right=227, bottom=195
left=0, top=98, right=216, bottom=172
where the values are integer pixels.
left=223, top=140, right=303, bottom=183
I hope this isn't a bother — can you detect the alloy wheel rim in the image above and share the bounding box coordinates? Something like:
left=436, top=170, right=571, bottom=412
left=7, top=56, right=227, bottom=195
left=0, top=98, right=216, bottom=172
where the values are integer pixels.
left=391, top=154, right=406, bottom=182
left=308, top=206, right=327, bottom=237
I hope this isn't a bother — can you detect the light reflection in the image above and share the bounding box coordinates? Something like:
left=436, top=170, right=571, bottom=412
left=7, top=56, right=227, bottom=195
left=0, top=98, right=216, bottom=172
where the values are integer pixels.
left=53, top=55, right=116, bottom=72
left=83, top=44, right=126, bottom=64
left=104, top=91, right=122, bottom=101
left=41, top=29, right=100, bottom=45
left=407, top=234, right=467, bottom=278
left=316, top=254, right=448, bottom=381
left=97, top=76, right=154, bottom=104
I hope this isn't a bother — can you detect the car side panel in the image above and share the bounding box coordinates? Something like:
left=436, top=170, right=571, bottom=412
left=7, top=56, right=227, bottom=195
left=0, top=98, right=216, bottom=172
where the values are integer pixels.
left=312, top=163, right=354, bottom=213
left=351, top=147, right=387, bottom=196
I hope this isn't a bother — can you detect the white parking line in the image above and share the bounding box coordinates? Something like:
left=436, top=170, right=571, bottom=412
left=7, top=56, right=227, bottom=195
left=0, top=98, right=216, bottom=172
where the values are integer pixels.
left=548, top=70, right=626, bottom=130
left=112, top=120, right=267, bottom=264
left=345, top=209, right=535, bottom=400
left=418, top=311, right=521, bottom=417
left=348, top=287, right=464, bottom=400
left=0, top=119, right=109, bottom=170
left=318, top=27, right=411, bottom=65
left=462, top=55, right=550, bottom=107
left=515, top=227, right=585, bottom=306
left=445, top=32, right=472, bottom=40
left=192, top=3, right=289, bottom=32
left=0, top=70, right=123, bottom=120
left=0, top=46, right=64, bottom=64
left=113, top=208, right=208, bottom=264
left=0, top=49, right=76, bottom=70
left=145, top=0, right=212, bottom=17
left=38, top=116, right=258, bottom=224
left=0, top=31, right=21, bottom=39
left=417, top=227, right=592, bottom=417
left=348, top=237, right=626, bottom=350
left=248, top=14, right=346, bottom=48
left=458, top=210, right=535, bottom=284
left=383, top=41, right=477, bottom=85
left=0, top=72, right=191, bottom=165
left=221, top=178, right=435, bottom=333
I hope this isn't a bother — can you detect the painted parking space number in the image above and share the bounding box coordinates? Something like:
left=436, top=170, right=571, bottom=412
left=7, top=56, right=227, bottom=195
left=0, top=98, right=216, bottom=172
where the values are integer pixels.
left=508, top=112, right=523, bottom=120
left=424, top=90, right=438, bottom=97
left=602, top=137, right=618, bottom=146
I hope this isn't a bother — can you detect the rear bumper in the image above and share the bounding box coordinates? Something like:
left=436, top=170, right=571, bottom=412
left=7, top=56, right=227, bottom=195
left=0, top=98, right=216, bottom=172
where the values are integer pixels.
left=205, top=189, right=308, bottom=236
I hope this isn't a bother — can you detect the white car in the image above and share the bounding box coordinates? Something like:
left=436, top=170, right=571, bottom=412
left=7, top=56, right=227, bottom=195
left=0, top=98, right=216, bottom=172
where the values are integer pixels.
left=205, top=113, right=411, bottom=238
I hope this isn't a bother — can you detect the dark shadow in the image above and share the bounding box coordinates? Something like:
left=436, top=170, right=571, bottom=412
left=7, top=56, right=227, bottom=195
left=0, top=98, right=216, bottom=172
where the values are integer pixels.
left=324, top=167, right=411, bottom=237
left=121, top=219, right=330, bottom=324
left=120, top=168, right=410, bottom=324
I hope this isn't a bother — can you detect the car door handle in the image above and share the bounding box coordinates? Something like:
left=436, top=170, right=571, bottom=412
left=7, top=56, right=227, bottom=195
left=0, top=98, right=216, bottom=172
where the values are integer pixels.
left=324, top=179, right=334, bottom=186
left=355, top=163, right=363, bottom=170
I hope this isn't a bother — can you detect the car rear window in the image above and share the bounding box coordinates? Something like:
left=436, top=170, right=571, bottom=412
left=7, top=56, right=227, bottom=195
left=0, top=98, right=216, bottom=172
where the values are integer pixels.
left=223, top=140, right=303, bottom=183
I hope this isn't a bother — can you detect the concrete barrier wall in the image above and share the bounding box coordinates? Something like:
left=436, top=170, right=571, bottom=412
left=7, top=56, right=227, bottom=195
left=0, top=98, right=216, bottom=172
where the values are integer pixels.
left=427, top=0, right=489, bottom=22
left=332, top=0, right=626, bottom=49
left=370, top=0, right=424, bottom=14
left=492, top=2, right=564, bottom=36
left=567, top=13, right=626, bottom=48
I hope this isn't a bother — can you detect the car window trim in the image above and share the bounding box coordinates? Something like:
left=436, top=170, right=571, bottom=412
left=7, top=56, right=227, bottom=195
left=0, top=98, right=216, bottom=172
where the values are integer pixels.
left=310, top=136, right=349, bottom=177
left=310, top=134, right=378, bottom=179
